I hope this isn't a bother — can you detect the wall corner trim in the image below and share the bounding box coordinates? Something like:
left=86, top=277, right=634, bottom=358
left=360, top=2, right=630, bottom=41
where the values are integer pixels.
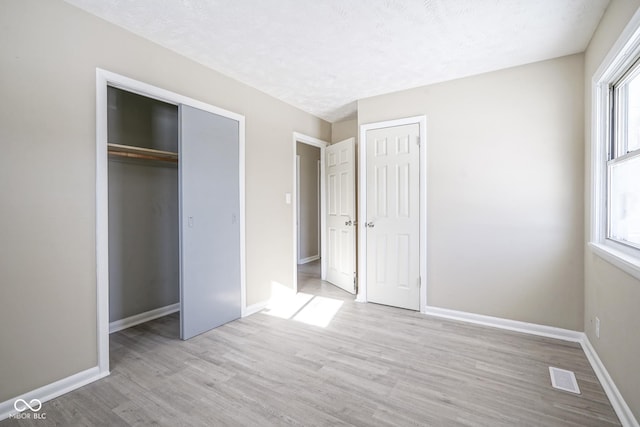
left=0, top=367, right=108, bottom=422
left=109, top=303, right=180, bottom=334
left=298, top=255, right=320, bottom=265
left=581, top=337, right=640, bottom=427
left=243, top=286, right=299, bottom=318
left=242, top=300, right=269, bottom=317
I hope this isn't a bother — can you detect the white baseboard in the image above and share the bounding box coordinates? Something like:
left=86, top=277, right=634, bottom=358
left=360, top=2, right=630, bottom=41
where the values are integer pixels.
left=0, top=366, right=108, bottom=421
left=297, top=255, right=320, bottom=265
left=423, top=305, right=583, bottom=342
left=109, top=303, right=180, bottom=334
left=242, top=300, right=268, bottom=317
left=581, top=337, right=639, bottom=427
left=242, top=286, right=301, bottom=317
left=423, top=305, right=638, bottom=426
left=5, top=302, right=636, bottom=426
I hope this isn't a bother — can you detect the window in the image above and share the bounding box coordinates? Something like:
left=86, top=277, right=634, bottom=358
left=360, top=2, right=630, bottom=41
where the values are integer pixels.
left=591, top=17, right=640, bottom=280
left=609, top=62, right=640, bottom=249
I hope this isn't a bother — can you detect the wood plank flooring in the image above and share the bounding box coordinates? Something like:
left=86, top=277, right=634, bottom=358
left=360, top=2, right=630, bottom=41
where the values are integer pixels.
left=2, top=261, right=620, bottom=426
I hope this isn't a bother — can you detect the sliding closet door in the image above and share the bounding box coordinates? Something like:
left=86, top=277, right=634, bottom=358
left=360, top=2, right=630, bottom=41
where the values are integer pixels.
left=179, top=105, right=241, bottom=340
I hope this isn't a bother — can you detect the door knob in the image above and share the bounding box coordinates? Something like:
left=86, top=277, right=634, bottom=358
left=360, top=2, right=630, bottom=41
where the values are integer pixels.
left=345, top=220, right=352, bottom=226
left=366, top=221, right=375, bottom=228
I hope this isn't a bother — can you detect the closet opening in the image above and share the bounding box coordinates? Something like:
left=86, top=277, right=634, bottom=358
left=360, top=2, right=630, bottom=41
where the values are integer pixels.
left=107, top=86, right=181, bottom=340
left=97, top=68, right=246, bottom=374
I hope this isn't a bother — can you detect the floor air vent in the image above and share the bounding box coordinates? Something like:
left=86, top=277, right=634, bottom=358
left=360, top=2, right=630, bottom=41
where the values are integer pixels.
left=549, top=367, right=581, bottom=394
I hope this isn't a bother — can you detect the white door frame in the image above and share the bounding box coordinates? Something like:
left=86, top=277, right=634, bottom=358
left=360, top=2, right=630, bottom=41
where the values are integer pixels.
left=317, top=159, right=321, bottom=259
left=292, top=132, right=328, bottom=292
left=296, top=154, right=301, bottom=263
left=357, top=116, right=428, bottom=312
left=96, top=68, right=246, bottom=375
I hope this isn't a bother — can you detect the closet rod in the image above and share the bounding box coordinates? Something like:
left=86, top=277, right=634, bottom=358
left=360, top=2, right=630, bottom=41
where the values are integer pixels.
left=107, top=143, right=178, bottom=163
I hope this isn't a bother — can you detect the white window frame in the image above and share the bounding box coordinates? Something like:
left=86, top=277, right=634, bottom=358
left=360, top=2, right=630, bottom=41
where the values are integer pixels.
left=590, top=9, right=640, bottom=280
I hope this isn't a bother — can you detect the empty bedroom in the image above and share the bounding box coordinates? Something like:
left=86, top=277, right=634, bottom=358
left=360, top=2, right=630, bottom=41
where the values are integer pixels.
left=1, top=0, right=639, bottom=426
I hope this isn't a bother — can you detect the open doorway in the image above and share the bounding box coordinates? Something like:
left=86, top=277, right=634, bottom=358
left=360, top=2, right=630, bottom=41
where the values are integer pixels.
left=294, top=134, right=325, bottom=295
left=292, top=133, right=327, bottom=294
left=292, top=133, right=357, bottom=299
left=296, top=141, right=321, bottom=284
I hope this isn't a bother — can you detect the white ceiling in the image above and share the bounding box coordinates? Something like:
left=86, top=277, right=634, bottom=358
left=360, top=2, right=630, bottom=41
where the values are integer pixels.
left=65, top=0, right=609, bottom=123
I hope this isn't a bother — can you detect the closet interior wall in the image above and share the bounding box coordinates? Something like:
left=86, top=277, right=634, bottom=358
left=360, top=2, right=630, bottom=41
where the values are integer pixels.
left=107, top=86, right=180, bottom=324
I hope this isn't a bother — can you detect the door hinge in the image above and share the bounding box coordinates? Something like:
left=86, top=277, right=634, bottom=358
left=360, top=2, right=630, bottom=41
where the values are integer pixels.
left=354, top=273, right=358, bottom=294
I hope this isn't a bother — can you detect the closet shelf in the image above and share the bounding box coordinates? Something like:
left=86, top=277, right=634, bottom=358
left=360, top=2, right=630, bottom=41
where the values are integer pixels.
left=107, top=143, right=178, bottom=163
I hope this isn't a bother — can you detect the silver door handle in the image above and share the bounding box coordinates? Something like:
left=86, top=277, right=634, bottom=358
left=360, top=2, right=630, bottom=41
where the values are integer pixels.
left=365, top=221, right=375, bottom=228
left=345, top=220, right=352, bottom=226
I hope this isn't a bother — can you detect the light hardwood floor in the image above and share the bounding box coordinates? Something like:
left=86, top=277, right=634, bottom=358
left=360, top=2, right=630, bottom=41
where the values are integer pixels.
left=3, top=261, right=620, bottom=426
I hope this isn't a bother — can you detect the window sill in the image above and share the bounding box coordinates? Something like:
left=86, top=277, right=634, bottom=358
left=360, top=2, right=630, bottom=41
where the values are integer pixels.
left=588, top=241, right=640, bottom=281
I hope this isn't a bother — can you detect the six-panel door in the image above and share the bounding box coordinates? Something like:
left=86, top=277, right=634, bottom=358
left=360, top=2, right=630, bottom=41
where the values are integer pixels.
left=365, top=124, right=420, bottom=310
left=326, top=138, right=356, bottom=294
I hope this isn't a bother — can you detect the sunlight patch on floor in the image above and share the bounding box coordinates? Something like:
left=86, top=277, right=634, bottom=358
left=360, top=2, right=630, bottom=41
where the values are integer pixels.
left=293, top=296, right=343, bottom=328
left=263, top=292, right=314, bottom=319
left=263, top=291, right=343, bottom=328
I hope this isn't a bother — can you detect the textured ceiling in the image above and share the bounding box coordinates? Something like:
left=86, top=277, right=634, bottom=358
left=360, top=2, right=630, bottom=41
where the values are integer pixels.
left=65, top=0, right=609, bottom=122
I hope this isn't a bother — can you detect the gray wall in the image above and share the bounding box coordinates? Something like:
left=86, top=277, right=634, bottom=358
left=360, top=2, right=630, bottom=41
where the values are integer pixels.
left=0, top=0, right=330, bottom=403
left=296, top=142, right=321, bottom=262
left=584, top=0, right=640, bottom=419
left=358, top=54, right=585, bottom=331
left=108, top=87, right=178, bottom=151
left=108, top=160, right=179, bottom=321
left=331, top=118, right=358, bottom=143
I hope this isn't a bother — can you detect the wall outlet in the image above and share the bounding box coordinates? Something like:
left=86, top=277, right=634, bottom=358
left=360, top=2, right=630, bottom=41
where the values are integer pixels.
left=595, top=316, right=600, bottom=338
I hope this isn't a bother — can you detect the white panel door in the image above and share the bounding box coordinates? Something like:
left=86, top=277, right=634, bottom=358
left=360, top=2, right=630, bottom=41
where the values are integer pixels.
left=179, top=105, right=241, bottom=340
left=325, top=138, right=356, bottom=294
left=365, top=124, right=420, bottom=310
